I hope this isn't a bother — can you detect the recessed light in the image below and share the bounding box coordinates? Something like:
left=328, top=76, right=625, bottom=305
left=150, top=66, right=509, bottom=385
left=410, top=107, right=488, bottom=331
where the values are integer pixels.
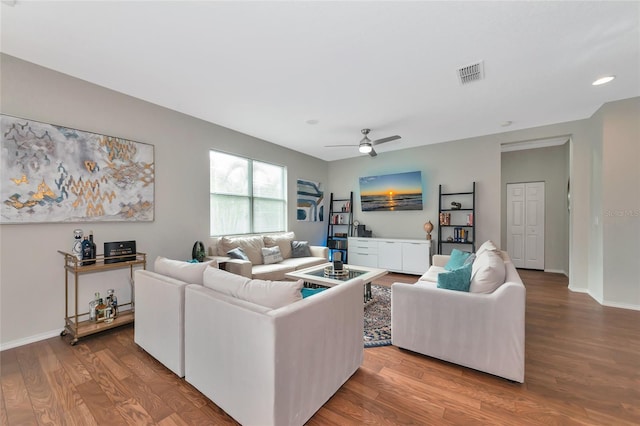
left=305, top=119, right=319, bottom=125
left=501, top=121, right=513, bottom=127
left=592, top=76, right=615, bottom=86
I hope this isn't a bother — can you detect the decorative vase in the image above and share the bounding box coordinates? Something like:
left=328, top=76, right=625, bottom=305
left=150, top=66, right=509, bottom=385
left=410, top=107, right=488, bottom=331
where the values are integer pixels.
left=423, top=221, right=434, bottom=240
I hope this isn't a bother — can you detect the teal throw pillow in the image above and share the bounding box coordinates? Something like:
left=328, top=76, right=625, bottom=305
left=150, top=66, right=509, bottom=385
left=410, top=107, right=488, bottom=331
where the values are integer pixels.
left=444, top=249, right=472, bottom=271
left=301, top=287, right=328, bottom=298
left=437, top=263, right=472, bottom=292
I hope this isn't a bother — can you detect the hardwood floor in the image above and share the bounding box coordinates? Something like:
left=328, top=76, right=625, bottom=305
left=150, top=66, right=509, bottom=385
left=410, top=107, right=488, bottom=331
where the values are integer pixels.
left=2, top=270, right=639, bottom=425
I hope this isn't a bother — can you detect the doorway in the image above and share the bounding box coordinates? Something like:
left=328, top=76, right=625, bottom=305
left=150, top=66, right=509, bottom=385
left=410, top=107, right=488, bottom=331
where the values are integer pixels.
left=506, top=182, right=545, bottom=270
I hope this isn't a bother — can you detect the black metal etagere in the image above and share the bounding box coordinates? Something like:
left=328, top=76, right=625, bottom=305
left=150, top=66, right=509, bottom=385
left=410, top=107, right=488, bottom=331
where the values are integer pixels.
left=326, top=192, right=353, bottom=262
left=437, top=182, right=476, bottom=254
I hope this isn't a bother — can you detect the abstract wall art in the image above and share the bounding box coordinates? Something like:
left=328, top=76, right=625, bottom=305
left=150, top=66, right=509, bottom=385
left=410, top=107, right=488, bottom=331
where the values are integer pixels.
left=1, top=114, right=155, bottom=223
left=296, top=178, right=324, bottom=222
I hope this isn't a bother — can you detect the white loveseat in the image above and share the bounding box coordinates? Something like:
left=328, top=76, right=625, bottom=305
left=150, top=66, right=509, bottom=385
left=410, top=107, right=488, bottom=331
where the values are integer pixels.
left=208, top=232, right=328, bottom=280
left=391, top=241, right=526, bottom=382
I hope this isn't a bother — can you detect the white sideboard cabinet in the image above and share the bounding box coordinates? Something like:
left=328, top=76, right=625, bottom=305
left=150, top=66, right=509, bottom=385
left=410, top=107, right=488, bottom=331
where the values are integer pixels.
left=348, top=238, right=431, bottom=275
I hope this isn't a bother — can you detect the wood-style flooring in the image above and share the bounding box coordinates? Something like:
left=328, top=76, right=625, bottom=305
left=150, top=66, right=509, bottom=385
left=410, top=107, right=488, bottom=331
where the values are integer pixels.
left=1, top=270, right=639, bottom=425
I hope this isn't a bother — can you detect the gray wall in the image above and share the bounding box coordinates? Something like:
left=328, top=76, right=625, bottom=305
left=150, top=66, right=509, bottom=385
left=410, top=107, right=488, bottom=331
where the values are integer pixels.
left=2, top=54, right=638, bottom=348
left=328, top=136, right=501, bottom=248
left=501, top=143, right=570, bottom=274
left=599, top=97, right=640, bottom=308
left=0, top=54, right=328, bottom=347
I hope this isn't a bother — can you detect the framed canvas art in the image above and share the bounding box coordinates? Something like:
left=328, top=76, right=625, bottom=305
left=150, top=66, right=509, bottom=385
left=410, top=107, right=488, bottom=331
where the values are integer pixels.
left=359, top=171, right=423, bottom=212
left=296, top=178, right=324, bottom=222
left=1, top=114, right=155, bottom=223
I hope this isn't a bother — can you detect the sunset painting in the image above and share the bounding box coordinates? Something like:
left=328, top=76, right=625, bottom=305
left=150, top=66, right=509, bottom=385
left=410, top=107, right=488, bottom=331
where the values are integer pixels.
left=359, top=171, right=423, bottom=211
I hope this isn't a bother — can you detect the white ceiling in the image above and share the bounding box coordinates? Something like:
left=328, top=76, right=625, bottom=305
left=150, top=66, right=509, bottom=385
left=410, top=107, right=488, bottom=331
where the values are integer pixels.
left=1, top=1, right=639, bottom=161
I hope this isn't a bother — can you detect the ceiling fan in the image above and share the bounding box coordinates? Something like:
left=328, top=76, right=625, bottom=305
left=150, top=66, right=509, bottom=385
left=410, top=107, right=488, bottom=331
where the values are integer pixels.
left=326, top=129, right=401, bottom=157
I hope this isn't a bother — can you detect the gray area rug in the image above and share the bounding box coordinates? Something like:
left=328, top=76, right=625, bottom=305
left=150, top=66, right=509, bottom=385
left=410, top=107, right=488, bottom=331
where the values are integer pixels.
left=364, top=285, right=391, bottom=348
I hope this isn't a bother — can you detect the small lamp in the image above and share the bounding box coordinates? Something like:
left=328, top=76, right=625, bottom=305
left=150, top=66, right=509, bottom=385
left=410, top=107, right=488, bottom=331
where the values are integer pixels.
left=423, top=220, right=433, bottom=240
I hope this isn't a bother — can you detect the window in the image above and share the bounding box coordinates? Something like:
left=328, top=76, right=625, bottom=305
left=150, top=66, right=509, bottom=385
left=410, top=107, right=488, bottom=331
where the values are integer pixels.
left=210, top=150, right=286, bottom=236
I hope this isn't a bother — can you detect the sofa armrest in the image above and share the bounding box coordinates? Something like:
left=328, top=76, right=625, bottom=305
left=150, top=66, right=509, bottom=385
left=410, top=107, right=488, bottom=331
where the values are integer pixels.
left=134, top=270, right=190, bottom=377
left=432, top=255, right=450, bottom=267
left=223, top=258, right=252, bottom=278
left=309, top=245, right=329, bottom=259
left=391, top=281, right=525, bottom=382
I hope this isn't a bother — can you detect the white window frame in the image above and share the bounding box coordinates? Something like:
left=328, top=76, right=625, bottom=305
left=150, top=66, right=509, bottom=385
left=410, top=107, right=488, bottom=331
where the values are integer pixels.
left=210, top=150, right=287, bottom=236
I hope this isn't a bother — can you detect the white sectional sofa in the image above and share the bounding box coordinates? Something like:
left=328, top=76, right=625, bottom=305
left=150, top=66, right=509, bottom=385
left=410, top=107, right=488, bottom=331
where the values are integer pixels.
left=391, top=241, right=526, bottom=383
left=135, top=257, right=364, bottom=425
left=208, top=232, right=328, bottom=280
left=134, top=257, right=215, bottom=377
left=185, top=271, right=364, bottom=426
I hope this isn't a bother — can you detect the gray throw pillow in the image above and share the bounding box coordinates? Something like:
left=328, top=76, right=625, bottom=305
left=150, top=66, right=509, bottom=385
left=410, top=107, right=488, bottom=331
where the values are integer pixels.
left=227, top=247, right=249, bottom=261
left=291, top=241, right=312, bottom=258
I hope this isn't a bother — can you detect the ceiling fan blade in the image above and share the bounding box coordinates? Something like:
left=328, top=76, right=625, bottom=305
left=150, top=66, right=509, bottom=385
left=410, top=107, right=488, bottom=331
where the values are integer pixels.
left=372, top=135, right=401, bottom=145
left=324, top=144, right=357, bottom=148
left=369, top=147, right=378, bottom=157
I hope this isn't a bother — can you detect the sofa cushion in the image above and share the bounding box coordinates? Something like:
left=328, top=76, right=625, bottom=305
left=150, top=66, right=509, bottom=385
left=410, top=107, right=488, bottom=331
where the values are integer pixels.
left=220, top=235, right=265, bottom=265
left=227, top=247, right=249, bottom=261
left=263, top=232, right=295, bottom=259
left=437, top=263, right=472, bottom=292
left=261, top=246, right=284, bottom=265
left=470, top=249, right=506, bottom=293
left=444, top=249, right=472, bottom=271
left=203, top=266, right=303, bottom=309
left=154, top=256, right=214, bottom=285
left=419, top=265, right=446, bottom=283
left=280, top=256, right=327, bottom=271
left=251, top=263, right=296, bottom=281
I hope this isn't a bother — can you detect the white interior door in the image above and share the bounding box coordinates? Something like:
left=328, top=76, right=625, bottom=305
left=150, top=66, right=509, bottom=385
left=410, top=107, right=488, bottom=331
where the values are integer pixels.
left=524, top=182, right=545, bottom=269
left=507, top=182, right=545, bottom=270
left=507, top=183, right=525, bottom=268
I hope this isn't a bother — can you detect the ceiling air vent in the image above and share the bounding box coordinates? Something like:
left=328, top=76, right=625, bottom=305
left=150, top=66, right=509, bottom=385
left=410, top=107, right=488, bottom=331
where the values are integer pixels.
left=457, top=61, right=484, bottom=85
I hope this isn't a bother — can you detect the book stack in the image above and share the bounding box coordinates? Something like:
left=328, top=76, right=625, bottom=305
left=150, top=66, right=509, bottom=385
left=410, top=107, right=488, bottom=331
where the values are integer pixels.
left=453, top=228, right=469, bottom=242
left=439, top=212, right=451, bottom=225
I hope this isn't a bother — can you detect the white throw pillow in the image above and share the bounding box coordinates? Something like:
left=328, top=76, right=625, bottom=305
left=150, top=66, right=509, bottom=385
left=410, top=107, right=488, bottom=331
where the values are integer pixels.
left=263, top=232, right=295, bottom=259
left=154, top=256, right=214, bottom=285
left=261, top=246, right=284, bottom=265
left=475, top=240, right=500, bottom=257
left=203, top=267, right=303, bottom=309
left=469, top=250, right=506, bottom=293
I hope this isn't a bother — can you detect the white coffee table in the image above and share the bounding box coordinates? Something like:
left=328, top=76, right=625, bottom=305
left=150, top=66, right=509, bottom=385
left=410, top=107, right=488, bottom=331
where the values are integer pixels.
left=285, top=262, right=388, bottom=302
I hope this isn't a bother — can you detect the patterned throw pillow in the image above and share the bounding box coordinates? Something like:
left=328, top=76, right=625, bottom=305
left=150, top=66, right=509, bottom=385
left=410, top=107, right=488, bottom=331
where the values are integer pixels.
left=291, top=241, right=312, bottom=258
left=227, top=247, right=249, bottom=261
left=262, top=246, right=284, bottom=265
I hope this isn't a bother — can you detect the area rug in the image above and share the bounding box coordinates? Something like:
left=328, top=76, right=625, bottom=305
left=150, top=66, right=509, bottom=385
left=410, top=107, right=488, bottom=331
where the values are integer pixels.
left=364, top=284, right=391, bottom=348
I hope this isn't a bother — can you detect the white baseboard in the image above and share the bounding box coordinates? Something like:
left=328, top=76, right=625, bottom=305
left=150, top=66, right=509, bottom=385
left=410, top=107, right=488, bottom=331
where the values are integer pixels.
left=602, top=300, right=640, bottom=311
left=544, top=268, right=568, bottom=276
left=568, top=287, right=640, bottom=311
left=0, top=328, right=62, bottom=351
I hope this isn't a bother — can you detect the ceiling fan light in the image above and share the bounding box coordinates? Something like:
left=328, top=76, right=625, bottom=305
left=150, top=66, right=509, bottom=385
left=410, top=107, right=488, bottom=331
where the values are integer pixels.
left=359, top=144, right=372, bottom=154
